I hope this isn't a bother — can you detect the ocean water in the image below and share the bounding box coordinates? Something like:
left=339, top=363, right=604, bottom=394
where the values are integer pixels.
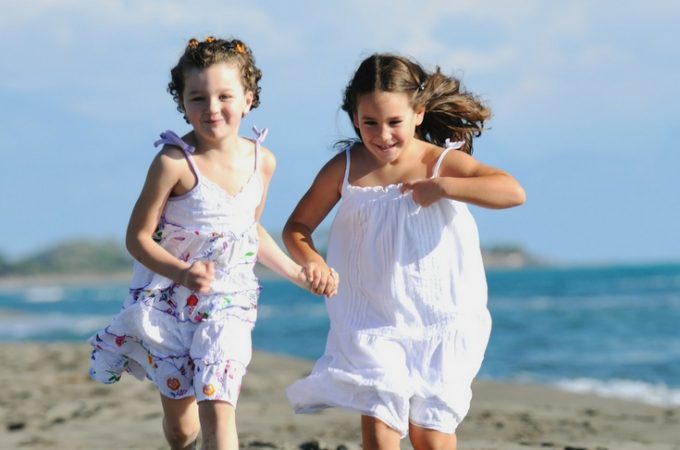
left=1, top=263, right=679, bottom=407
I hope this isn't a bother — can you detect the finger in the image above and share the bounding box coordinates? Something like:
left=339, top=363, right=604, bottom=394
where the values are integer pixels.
left=315, top=282, right=327, bottom=296
left=330, top=268, right=340, bottom=284
left=308, top=270, right=319, bottom=290
left=323, top=283, right=337, bottom=297
left=300, top=267, right=311, bottom=285
left=326, top=271, right=339, bottom=297
left=205, top=261, right=215, bottom=276
left=198, top=278, right=212, bottom=293
left=310, top=271, right=324, bottom=294
left=399, top=182, right=412, bottom=194
left=311, top=269, right=325, bottom=291
left=319, top=273, right=332, bottom=295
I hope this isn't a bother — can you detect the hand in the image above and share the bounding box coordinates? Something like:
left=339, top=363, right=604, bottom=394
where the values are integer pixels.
left=303, top=261, right=336, bottom=297
left=400, top=178, right=445, bottom=207
left=179, top=260, right=214, bottom=293
left=326, top=268, right=340, bottom=298
left=293, top=265, right=311, bottom=290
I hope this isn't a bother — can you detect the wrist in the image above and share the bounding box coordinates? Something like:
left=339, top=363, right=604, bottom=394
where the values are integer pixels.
left=287, top=261, right=305, bottom=281
left=173, top=264, right=190, bottom=286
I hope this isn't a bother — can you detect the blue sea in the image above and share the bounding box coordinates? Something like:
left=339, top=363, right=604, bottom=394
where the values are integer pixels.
left=2, top=263, right=680, bottom=407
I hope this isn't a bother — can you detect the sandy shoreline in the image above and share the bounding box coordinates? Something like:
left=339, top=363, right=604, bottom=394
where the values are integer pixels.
left=0, top=343, right=678, bottom=450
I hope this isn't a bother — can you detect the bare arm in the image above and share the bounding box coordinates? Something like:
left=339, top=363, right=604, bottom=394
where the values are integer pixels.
left=401, top=150, right=526, bottom=208
left=254, top=147, right=316, bottom=291
left=282, top=152, right=344, bottom=294
left=126, top=148, right=213, bottom=292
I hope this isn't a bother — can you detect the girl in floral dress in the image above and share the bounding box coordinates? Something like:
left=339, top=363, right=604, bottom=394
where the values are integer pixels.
left=89, top=36, right=333, bottom=450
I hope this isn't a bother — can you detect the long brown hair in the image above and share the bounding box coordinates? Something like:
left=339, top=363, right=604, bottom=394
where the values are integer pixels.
left=341, top=53, right=490, bottom=154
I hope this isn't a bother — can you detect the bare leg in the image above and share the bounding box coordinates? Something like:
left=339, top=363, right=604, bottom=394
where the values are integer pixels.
left=361, top=415, right=401, bottom=450
left=160, top=394, right=200, bottom=450
left=198, top=400, right=238, bottom=450
left=408, top=423, right=456, bottom=450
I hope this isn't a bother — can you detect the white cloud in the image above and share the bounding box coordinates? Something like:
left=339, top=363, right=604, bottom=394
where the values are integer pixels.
left=0, top=1, right=301, bottom=55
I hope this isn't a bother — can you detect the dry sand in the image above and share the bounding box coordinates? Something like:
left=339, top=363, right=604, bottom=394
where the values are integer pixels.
left=0, top=343, right=678, bottom=450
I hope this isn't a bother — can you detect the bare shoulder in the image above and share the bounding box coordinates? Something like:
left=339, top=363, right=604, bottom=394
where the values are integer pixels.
left=322, top=148, right=347, bottom=175
left=439, top=147, right=506, bottom=178
left=257, top=144, right=277, bottom=177
left=150, top=145, right=190, bottom=176
left=422, top=140, right=445, bottom=166
left=313, top=149, right=347, bottom=193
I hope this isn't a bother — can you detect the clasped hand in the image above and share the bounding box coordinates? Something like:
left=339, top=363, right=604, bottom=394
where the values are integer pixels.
left=400, top=178, right=445, bottom=207
left=303, top=262, right=339, bottom=298
left=179, top=260, right=214, bottom=293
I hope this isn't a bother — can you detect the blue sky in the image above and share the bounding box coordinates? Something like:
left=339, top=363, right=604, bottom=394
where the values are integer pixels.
left=1, top=1, right=678, bottom=264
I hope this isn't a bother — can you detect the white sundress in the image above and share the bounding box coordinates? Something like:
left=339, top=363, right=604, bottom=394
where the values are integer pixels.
left=286, top=140, right=492, bottom=436
left=89, top=128, right=267, bottom=404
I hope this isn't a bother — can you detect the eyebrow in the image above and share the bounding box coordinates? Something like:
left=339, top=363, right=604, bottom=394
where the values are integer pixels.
left=359, top=115, right=403, bottom=121
left=185, top=88, right=236, bottom=95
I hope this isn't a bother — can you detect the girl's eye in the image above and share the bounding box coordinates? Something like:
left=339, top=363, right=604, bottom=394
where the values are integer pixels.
left=390, top=120, right=403, bottom=126
left=190, top=96, right=204, bottom=102
left=220, top=94, right=232, bottom=100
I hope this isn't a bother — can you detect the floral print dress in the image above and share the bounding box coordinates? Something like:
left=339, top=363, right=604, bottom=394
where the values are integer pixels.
left=89, top=128, right=266, bottom=404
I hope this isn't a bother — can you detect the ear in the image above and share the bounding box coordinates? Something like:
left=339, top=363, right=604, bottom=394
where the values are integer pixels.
left=414, top=106, right=425, bottom=126
left=243, top=90, right=254, bottom=116
left=352, top=112, right=359, bottom=129
left=179, top=103, right=190, bottom=124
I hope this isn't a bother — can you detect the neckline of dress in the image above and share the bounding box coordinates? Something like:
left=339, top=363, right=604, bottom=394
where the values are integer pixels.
left=346, top=182, right=404, bottom=193
left=200, top=171, right=259, bottom=199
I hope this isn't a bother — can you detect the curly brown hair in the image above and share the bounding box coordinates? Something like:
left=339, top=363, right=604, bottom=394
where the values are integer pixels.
left=168, top=37, right=262, bottom=118
left=341, top=53, right=490, bottom=154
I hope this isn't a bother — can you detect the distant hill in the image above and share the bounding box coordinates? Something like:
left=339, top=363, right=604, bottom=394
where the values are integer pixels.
left=481, top=244, right=542, bottom=268
left=0, top=237, right=539, bottom=279
left=0, top=240, right=132, bottom=277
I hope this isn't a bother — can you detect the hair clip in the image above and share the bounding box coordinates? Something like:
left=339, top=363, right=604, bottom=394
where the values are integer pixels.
left=234, top=42, right=246, bottom=54
left=205, top=36, right=216, bottom=43
left=418, top=82, right=425, bottom=91
left=187, top=38, right=199, bottom=49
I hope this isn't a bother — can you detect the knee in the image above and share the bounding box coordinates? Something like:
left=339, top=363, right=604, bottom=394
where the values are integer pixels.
left=163, top=416, right=200, bottom=449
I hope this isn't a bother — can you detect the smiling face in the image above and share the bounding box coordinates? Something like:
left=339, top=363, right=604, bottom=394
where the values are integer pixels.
left=181, top=62, right=253, bottom=143
left=353, top=90, right=424, bottom=164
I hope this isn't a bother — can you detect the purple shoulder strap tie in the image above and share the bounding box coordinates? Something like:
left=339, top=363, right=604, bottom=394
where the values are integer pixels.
left=154, top=130, right=195, bottom=153
left=153, top=128, right=267, bottom=151
left=252, top=126, right=268, bottom=144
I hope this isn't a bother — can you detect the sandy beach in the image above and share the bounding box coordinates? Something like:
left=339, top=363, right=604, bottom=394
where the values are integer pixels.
left=0, top=343, right=677, bottom=450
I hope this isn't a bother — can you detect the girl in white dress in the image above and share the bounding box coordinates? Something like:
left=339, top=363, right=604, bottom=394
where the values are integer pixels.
left=283, top=53, right=525, bottom=450
left=89, top=37, right=334, bottom=450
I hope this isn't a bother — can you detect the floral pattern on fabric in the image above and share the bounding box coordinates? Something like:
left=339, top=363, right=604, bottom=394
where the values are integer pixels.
left=89, top=128, right=267, bottom=405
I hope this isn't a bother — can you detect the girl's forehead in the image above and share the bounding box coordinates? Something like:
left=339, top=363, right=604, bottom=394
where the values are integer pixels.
left=356, top=90, right=412, bottom=111
left=184, top=62, right=243, bottom=87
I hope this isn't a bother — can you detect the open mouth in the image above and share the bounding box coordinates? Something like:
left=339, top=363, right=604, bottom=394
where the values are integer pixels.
left=376, top=143, right=396, bottom=151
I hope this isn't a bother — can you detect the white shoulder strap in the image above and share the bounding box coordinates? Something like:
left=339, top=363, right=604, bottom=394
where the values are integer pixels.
left=432, top=139, right=465, bottom=177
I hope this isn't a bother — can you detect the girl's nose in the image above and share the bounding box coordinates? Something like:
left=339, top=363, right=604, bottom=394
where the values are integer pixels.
left=207, top=98, right=220, bottom=113
left=380, top=125, right=391, bottom=141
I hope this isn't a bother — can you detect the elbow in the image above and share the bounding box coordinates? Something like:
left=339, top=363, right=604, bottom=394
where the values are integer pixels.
left=125, top=230, right=143, bottom=258
left=510, top=185, right=526, bottom=207
left=281, top=219, right=297, bottom=251
left=493, top=184, right=525, bottom=209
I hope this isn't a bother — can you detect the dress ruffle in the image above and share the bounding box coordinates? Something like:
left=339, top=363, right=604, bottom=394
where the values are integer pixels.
left=287, top=310, right=491, bottom=435
left=89, top=216, right=259, bottom=403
